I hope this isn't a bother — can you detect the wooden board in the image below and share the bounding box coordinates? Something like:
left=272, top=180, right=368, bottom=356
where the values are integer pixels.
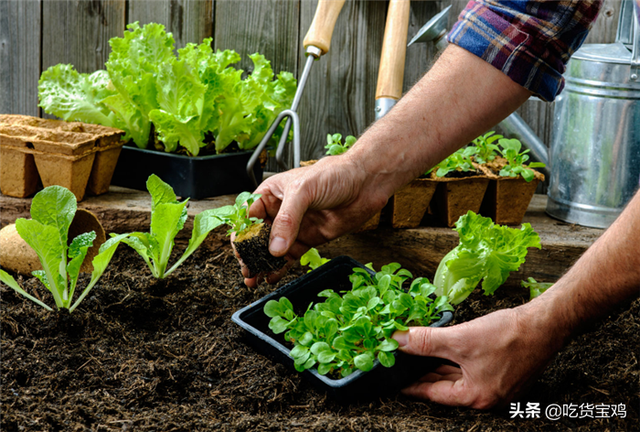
left=0, top=0, right=42, bottom=117
left=127, top=0, right=213, bottom=50
left=1, top=190, right=604, bottom=288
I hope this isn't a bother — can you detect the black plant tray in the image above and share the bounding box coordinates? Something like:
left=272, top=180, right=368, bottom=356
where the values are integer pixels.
left=111, top=145, right=263, bottom=199
left=231, top=255, right=454, bottom=403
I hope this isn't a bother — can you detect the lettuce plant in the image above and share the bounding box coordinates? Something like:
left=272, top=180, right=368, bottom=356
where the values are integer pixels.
left=209, top=192, right=263, bottom=237
left=120, top=175, right=225, bottom=278
left=0, top=186, right=126, bottom=312
left=300, top=248, right=330, bottom=273
left=522, top=277, right=553, bottom=300
left=434, top=147, right=478, bottom=177
left=497, top=138, right=546, bottom=182
left=38, top=22, right=296, bottom=156
left=433, top=211, right=541, bottom=305
left=325, top=133, right=356, bottom=156
left=471, top=131, right=502, bottom=164
left=265, top=263, right=453, bottom=377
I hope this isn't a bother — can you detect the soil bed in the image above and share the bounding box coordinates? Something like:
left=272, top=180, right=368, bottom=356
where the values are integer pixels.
left=2, top=245, right=638, bottom=431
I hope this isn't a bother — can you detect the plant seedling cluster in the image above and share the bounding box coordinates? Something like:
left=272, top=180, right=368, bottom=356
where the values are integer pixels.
left=119, top=174, right=226, bottom=279
left=264, top=263, right=453, bottom=378
left=325, top=133, right=356, bottom=156
left=0, top=186, right=126, bottom=312
left=433, top=147, right=478, bottom=177
left=471, top=131, right=502, bottom=164
left=497, top=138, right=546, bottom=182
left=211, top=192, right=263, bottom=236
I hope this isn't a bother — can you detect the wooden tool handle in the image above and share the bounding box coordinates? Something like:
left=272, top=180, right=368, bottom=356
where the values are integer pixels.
left=376, top=0, right=411, bottom=100
left=303, top=0, right=346, bottom=55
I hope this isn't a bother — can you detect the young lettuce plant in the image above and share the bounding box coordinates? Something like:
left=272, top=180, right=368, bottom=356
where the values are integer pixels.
left=521, top=277, right=553, bottom=300
left=434, top=147, right=478, bottom=177
left=0, top=186, right=126, bottom=312
left=433, top=211, right=541, bottom=305
left=119, top=174, right=226, bottom=279
left=471, top=131, right=502, bottom=164
left=325, top=133, right=356, bottom=156
left=264, top=263, right=453, bottom=377
left=497, top=138, right=546, bottom=182
left=212, top=191, right=263, bottom=236
left=300, top=248, right=330, bottom=273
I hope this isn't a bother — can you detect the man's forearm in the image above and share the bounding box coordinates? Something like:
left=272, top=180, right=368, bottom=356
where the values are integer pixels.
left=522, top=190, right=640, bottom=349
left=345, top=44, right=532, bottom=199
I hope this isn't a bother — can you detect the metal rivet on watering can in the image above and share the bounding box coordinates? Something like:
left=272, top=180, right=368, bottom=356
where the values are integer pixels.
left=0, top=209, right=106, bottom=275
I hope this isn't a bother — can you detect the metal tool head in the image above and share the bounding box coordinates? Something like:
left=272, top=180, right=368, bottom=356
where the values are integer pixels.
left=407, top=5, right=452, bottom=47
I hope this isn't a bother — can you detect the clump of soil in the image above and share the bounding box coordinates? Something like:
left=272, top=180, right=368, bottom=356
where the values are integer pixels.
left=1, top=246, right=638, bottom=431
left=233, top=223, right=287, bottom=276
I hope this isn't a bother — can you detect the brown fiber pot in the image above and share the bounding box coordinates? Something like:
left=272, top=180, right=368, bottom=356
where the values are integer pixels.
left=429, top=170, right=490, bottom=227
left=389, top=177, right=437, bottom=228
left=478, top=159, right=544, bottom=225
left=0, top=208, right=106, bottom=275
left=0, top=115, right=124, bottom=201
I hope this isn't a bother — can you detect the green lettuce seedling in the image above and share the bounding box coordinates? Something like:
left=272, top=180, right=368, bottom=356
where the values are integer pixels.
left=208, top=192, right=263, bottom=237
left=264, top=263, right=453, bottom=377
left=325, top=133, right=356, bottom=156
left=522, top=277, right=553, bottom=300
left=433, top=211, right=541, bottom=305
left=300, top=248, right=330, bottom=273
left=434, top=147, right=478, bottom=177
left=497, top=138, right=546, bottom=182
left=472, top=131, right=502, bottom=164
left=0, top=186, right=126, bottom=312
left=119, top=175, right=226, bottom=278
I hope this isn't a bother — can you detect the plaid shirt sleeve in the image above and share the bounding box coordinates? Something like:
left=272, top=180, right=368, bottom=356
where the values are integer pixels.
left=447, top=1, right=603, bottom=101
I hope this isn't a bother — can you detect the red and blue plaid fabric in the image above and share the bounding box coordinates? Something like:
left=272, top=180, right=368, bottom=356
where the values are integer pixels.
left=448, top=1, right=603, bottom=101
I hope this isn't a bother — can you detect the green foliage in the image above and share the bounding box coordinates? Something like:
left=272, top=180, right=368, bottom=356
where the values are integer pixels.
left=325, top=133, right=356, bottom=156
left=38, top=22, right=297, bottom=156
left=300, top=248, right=330, bottom=273
left=264, top=263, right=453, bottom=377
left=521, top=277, right=553, bottom=300
left=208, top=192, right=263, bottom=236
left=120, top=174, right=225, bottom=278
left=0, top=186, right=125, bottom=312
left=434, top=147, right=478, bottom=177
left=471, top=131, right=502, bottom=164
left=497, top=138, right=546, bottom=182
left=433, top=211, right=541, bottom=305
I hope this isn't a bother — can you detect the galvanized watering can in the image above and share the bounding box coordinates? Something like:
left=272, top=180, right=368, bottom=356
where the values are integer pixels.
left=413, top=1, right=640, bottom=229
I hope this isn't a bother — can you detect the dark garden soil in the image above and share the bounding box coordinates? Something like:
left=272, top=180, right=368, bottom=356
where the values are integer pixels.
left=2, top=244, right=638, bottom=431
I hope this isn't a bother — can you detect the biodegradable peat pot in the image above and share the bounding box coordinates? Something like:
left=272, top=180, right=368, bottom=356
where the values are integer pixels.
left=478, top=159, right=545, bottom=225
left=0, top=209, right=106, bottom=274
left=389, top=177, right=438, bottom=228
left=0, top=115, right=125, bottom=200
left=231, top=255, right=453, bottom=403
left=111, top=145, right=264, bottom=199
left=429, top=170, right=490, bottom=227
left=233, top=223, right=287, bottom=276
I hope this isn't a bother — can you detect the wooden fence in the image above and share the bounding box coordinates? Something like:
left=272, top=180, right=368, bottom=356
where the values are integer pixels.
left=0, top=0, right=623, bottom=169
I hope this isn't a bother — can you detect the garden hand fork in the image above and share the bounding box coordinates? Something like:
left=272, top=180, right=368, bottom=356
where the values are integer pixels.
left=247, top=0, right=346, bottom=187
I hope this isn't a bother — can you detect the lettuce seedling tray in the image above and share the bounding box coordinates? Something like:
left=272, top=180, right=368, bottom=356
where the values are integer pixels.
left=111, top=145, right=263, bottom=199
left=231, top=255, right=453, bottom=403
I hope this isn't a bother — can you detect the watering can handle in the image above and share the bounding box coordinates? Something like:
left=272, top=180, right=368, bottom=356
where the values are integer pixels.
left=631, top=0, right=639, bottom=81
left=303, top=0, right=346, bottom=55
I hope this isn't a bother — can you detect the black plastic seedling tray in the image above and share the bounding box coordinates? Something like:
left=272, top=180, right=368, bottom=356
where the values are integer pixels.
left=231, top=255, right=454, bottom=403
left=111, top=145, right=263, bottom=199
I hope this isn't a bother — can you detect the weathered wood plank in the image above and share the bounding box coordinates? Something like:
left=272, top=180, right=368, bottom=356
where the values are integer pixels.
left=0, top=0, right=41, bottom=116
left=127, top=0, right=213, bottom=50
left=1, top=190, right=603, bottom=286
left=41, top=0, right=125, bottom=74
left=298, top=0, right=387, bottom=162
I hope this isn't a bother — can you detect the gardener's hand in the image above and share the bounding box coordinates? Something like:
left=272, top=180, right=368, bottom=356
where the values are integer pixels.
left=239, top=155, right=390, bottom=287
left=392, top=304, right=564, bottom=409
